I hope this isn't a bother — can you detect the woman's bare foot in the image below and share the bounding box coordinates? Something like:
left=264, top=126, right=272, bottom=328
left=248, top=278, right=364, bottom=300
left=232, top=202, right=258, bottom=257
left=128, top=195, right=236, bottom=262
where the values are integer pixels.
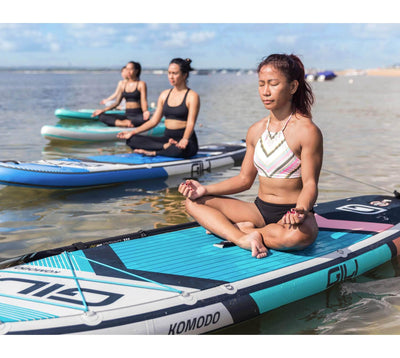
left=115, top=119, right=134, bottom=127
left=133, top=149, right=156, bottom=156
left=241, top=231, right=268, bottom=259
left=162, top=139, right=177, bottom=150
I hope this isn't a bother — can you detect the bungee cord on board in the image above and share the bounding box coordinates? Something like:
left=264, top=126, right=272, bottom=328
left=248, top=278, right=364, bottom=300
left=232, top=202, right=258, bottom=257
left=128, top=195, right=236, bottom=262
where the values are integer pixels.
left=322, top=168, right=400, bottom=198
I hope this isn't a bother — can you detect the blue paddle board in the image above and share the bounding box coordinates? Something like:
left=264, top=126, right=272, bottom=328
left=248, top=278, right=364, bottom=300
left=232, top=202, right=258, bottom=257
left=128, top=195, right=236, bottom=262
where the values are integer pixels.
left=0, top=142, right=246, bottom=189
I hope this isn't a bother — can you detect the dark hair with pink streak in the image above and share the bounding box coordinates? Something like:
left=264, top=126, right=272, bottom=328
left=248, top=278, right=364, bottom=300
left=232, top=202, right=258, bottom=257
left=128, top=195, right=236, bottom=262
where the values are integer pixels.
left=257, top=54, right=314, bottom=118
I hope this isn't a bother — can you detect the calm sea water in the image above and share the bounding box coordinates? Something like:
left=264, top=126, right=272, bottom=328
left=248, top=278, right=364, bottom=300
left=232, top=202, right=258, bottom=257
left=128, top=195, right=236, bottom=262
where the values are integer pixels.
left=0, top=70, right=399, bottom=334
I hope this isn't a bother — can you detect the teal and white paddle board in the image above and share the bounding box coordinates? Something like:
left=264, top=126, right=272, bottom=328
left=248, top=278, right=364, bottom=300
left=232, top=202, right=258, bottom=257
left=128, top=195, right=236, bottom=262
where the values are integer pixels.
left=0, top=194, right=399, bottom=334
left=41, top=121, right=165, bottom=142
left=54, top=108, right=155, bottom=121
left=55, top=108, right=125, bottom=121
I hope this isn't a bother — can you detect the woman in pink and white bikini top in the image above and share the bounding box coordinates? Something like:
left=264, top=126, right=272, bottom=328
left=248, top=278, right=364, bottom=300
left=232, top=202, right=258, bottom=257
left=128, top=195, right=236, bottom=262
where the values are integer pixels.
left=253, top=113, right=301, bottom=179
left=178, top=54, right=323, bottom=259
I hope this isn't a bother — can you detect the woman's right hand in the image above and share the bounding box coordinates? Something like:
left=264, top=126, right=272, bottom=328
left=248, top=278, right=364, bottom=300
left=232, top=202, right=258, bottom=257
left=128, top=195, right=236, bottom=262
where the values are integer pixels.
left=178, top=179, right=206, bottom=200
left=117, top=130, right=135, bottom=139
left=92, top=109, right=103, bottom=117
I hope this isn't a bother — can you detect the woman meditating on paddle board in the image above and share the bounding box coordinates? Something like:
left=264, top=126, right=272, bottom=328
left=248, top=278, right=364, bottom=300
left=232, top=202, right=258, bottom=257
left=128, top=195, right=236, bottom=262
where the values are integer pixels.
left=92, top=61, right=150, bottom=127
left=179, top=54, right=323, bottom=259
left=117, top=58, right=200, bottom=158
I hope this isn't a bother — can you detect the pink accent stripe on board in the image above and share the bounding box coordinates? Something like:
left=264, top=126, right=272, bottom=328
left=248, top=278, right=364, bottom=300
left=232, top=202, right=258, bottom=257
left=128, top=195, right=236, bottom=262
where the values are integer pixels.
left=315, top=214, right=394, bottom=233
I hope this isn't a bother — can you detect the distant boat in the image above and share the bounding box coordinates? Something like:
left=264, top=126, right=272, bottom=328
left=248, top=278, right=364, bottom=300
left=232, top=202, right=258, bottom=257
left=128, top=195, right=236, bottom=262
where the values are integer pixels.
left=306, top=70, right=337, bottom=82
left=316, top=70, right=337, bottom=81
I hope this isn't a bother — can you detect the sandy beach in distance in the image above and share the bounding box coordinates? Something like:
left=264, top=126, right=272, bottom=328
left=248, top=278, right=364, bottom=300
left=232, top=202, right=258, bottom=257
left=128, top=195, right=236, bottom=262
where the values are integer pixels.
left=365, top=68, right=400, bottom=76
left=336, top=68, right=400, bottom=77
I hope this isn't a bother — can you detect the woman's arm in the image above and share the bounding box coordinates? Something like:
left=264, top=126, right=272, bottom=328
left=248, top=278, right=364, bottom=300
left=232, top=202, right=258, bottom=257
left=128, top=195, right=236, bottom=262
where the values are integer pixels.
left=179, top=123, right=259, bottom=198
left=100, top=80, right=124, bottom=104
left=177, top=90, right=200, bottom=149
left=93, top=85, right=124, bottom=117
left=139, top=81, right=150, bottom=120
left=284, top=122, right=323, bottom=224
left=297, top=123, right=323, bottom=211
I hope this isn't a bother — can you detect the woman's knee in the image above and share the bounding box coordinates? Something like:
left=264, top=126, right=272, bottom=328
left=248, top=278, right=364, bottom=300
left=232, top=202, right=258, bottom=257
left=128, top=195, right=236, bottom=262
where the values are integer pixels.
left=184, top=196, right=212, bottom=214
left=282, top=226, right=318, bottom=251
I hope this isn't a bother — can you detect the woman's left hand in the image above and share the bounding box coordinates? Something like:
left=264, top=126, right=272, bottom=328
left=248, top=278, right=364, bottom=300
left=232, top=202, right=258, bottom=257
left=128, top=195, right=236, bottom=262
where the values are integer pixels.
left=176, top=138, right=189, bottom=149
left=143, top=110, right=150, bottom=121
left=282, top=208, right=307, bottom=226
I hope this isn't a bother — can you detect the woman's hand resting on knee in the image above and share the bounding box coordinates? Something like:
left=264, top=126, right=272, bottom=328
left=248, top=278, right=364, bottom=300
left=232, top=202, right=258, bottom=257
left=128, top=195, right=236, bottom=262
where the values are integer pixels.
left=178, top=179, right=206, bottom=200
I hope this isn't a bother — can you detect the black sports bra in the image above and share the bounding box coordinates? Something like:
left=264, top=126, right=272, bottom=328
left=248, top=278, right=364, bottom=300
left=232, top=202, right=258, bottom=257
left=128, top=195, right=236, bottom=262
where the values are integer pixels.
left=122, top=82, right=141, bottom=103
left=162, top=89, right=190, bottom=121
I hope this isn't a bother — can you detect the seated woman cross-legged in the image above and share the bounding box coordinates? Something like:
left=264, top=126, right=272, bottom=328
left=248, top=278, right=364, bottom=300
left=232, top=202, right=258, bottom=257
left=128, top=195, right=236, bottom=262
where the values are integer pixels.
left=117, top=58, right=200, bottom=158
left=92, top=61, right=150, bottom=127
left=178, top=54, right=323, bottom=259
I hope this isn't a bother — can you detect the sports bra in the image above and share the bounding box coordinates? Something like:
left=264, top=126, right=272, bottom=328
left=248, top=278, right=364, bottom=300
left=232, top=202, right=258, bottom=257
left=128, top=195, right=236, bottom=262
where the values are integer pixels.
left=162, top=88, right=190, bottom=121
left=122, top=82, right=141, bottom=103
left=253, top=114, right=301, bottom=179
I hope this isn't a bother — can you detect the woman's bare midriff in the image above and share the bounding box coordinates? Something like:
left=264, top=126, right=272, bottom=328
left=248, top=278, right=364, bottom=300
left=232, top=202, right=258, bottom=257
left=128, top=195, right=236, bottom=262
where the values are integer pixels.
left=257, top=176, right=302, bottom=204
left=164, top=119, right=187, bottom=130
left=125, top=103, right=141, bottom=110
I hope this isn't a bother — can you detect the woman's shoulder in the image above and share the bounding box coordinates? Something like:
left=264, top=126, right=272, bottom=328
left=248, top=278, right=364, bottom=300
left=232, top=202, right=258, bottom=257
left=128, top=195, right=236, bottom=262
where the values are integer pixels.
left=157, top=89, right=172, bottom=104
left=249, top=117, right=268, bottom=132
left=246, top=117, right=268, bottom=145
left=187, top=88, right=199, bottom=101
left=118, top=79, right=128, bottom=88
left=291, top=113, right=323, bottom=142
left=138, top=80, right=147, bottom=88
left=292, top=113, right=320, bottom=129
left=160, top=88, right=172, bottom=97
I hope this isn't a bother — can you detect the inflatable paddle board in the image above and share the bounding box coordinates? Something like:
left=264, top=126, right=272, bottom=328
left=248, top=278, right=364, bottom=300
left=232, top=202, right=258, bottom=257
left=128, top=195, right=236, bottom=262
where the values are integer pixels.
left=54, top=108, right=155, bottom=121
left=0, top=194, right=399, bottom=334
left=55, top=108, right=125, bottom=121
left=41, top=121, right=166, bottom=142
left=0, top=142, right=246, bottom=189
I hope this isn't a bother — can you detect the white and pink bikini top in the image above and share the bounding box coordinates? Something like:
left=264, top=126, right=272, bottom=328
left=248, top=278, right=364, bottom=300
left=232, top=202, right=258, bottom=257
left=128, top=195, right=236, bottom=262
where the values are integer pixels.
left=253, top=114, right=301, bottom=179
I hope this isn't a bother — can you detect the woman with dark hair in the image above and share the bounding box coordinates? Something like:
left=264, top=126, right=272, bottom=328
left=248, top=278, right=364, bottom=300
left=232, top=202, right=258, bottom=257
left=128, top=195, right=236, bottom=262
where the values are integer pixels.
left=92, top=61, right=150, bottom=127
left=179, top=54, right=323, bottom=259
left=118, top=58, right=200, bottom=158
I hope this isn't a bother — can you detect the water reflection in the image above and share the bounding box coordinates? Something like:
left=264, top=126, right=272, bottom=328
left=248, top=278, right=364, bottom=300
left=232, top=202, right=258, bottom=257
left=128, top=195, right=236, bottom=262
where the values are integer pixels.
left=121, top=187, right=191, bottom=228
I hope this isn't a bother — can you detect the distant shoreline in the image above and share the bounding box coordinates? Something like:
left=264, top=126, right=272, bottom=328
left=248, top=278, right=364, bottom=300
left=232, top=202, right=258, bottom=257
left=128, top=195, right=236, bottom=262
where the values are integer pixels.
left=336, top=68, right=400, bottom=77
left=1, top=67, right=399, bottom=77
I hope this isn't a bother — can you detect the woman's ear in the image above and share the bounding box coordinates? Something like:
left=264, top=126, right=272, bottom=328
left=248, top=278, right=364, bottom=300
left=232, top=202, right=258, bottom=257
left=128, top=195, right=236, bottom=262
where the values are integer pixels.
left=290, top=80, right=299, bottom=95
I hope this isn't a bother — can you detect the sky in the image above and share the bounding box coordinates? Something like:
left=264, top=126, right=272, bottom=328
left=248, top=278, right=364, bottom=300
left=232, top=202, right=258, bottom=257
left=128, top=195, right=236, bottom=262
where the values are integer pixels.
left=1, top=1, right=399, bottom=71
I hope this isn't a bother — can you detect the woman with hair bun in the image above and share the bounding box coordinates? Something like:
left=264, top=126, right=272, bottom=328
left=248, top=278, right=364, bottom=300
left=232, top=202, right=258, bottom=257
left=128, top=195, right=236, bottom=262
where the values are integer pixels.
left=118, top=58, right=200, bottom=158
left=179, top=54, right=323, bottom=259
left=92, top=61, right=150, bottom=127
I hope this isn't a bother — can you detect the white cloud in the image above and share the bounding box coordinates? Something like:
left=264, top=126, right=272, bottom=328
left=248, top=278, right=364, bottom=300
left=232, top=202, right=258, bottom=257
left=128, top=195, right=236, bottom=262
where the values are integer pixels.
left=0, top=39, right=16, bottom=51
left=276, top=35, right=298, bottom=45
left=190, top=31, right=215, bottom=43
left=162, top=30, right=215, bottom=48
left=124, top=35, right=138, bottom=44
left=49, top=42, right=61, bottom=52
left=163, top=31, right=187, bottom=48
